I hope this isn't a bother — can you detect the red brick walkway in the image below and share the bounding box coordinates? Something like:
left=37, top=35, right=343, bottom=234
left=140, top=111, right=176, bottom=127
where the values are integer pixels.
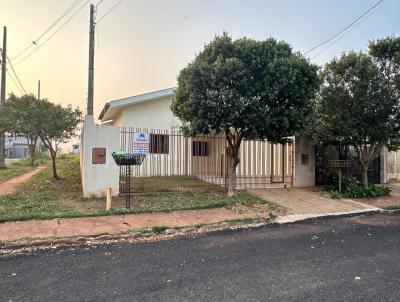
left=0, top=165, right=45, bottom=196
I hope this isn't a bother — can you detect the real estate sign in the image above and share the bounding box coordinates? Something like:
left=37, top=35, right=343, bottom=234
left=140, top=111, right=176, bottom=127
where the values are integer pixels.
left=133, top=133, right=150, bottom=154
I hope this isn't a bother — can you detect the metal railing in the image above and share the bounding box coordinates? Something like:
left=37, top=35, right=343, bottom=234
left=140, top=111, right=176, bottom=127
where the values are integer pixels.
left=119, top=127, right=293, bottom=194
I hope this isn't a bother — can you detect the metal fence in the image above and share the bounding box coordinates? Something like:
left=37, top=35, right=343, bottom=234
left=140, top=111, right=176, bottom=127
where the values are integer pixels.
left=119, top=127, right=293, bottom=194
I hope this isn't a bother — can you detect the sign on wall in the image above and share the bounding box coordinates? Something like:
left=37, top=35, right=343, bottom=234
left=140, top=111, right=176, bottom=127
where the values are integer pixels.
left=133, top=133, right=150, bottom=154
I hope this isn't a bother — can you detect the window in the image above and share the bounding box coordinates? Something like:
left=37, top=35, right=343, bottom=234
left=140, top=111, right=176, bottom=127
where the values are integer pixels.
left=150, top=134, right=169, bottom=154
left=192, top=141, right=209, bottom=157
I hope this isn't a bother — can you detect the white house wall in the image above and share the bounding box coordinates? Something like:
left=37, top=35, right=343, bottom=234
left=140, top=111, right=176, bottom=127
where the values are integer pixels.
left=120, top=96, right=181, bottom=129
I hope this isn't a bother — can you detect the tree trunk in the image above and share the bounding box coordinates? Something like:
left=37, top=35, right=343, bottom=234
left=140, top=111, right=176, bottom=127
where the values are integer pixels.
left=50, top=150, right=58, bottom=179
left=28, top=140, right=37, bottom=167
left=361, top=164, right=369, bottom=187
left=228, top=154, right=240, bottom=197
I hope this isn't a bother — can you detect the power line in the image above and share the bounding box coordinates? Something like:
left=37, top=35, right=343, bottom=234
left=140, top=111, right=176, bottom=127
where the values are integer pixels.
left=7, top=56, right=27, bottom=94
left=97, top=0, right=123, bottom=23
left=13, top=0, right=89, bottom=67
left=6, top=70, right=24, bottom=95
left=310, top=0, right=386, bottom=60
left=95, top=0, right=105, bottom=8
left=304, top=0, right=386, bottom=55
left=11, top=0, right=83, bottom=61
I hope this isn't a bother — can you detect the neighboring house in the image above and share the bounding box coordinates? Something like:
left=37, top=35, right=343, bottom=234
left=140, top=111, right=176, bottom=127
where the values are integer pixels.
left=5, top=136, right=32, bottom=159
left=5, top=136, right=46, bottom=159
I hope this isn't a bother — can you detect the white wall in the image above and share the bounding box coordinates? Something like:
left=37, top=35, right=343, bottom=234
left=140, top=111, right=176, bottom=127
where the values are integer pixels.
left=293, top=136, right=315, bottom=187
left=119, top=96, right=181, bottom=129
left=81, top=116, right=120, bottom=197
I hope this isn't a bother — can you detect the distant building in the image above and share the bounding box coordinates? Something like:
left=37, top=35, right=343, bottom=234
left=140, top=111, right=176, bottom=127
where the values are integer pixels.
left=5, top=136, right=44, bottom=159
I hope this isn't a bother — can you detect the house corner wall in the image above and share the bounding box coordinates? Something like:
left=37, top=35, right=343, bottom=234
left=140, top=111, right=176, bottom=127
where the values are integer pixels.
left=81, top=116, right=120, bottom=197
left=293, top=136, right=315, bottom=188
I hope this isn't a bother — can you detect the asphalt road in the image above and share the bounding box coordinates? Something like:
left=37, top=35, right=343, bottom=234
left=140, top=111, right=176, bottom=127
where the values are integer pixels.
left=1, top=213, right=400, bottom=302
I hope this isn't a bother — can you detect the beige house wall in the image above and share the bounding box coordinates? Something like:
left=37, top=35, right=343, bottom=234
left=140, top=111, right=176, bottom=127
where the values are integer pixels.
left=119, top=96, right=181, bottom=129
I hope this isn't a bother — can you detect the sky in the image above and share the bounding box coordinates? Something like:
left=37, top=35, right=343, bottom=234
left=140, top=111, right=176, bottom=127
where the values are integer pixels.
left=0, top=0, right=399, bottom=120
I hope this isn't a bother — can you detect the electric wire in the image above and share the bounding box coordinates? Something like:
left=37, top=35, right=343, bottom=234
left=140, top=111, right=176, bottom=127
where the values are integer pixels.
left=97, top=0, right=123, bottom=23
left=11, top=0, right=83, bottom=61
left=7, top=56, right=27, bottom=94
left=13, top=0, right=89, bottom=67
left=304, top=0, right=386, bottom=55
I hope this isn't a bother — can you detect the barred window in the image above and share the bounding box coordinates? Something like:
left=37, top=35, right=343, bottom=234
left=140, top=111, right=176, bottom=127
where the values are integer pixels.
left=150, top=134, right=169, bottom=154
left=192, top=141, right=209, bottom=157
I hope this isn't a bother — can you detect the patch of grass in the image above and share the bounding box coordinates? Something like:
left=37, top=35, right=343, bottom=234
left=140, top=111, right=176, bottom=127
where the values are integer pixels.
left=328, top=190, right=344, bottom=199
left=0, top=154, right=279, bottom=223
left=131, top=175, right=223, bottom=193
left=224, top=217, right=257, bottom=225
left=0, top=153, right=50, bottom=181
left=151, top=226, right=170, bottom=233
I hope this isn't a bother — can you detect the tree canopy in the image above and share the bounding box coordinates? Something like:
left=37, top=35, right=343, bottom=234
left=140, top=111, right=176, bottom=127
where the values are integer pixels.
left=310, top=51, right=400, bottom=186
left=0, top=95, right=82, bottom=178
left=171, top=33, right=320, bottom=194
left=35, top=99, right=82, bottom=179
left=0, top=94, right=41, bottom=166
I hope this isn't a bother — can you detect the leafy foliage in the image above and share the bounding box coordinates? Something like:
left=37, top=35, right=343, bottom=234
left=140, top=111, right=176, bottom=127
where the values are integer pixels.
left=0, top=94, right=41, bottom=166
left=345, top=184, right=391, bottom=199
left=34, top=99, right=82, bottom=178
left=171, top=33, right=319, bottom=194
left=310, top=51, right=400, bottom=185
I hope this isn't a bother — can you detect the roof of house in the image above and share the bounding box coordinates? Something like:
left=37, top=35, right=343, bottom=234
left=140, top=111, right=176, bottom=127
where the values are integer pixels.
left=99, top=87, right=176, bottom=122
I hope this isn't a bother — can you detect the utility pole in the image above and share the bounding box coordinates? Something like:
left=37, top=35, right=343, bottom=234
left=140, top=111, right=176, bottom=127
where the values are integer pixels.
left=87, top=4, right=95, bottom=116
left=0, top=26, right=7, bottom=168
left=37, top=80, right=41, bottom=100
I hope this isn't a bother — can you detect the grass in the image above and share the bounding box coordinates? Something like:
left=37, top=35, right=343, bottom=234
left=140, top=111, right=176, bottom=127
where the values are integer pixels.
left=0, top=154, right=278, bottom=223
left=0, top=153, right=49, bottom=181
left=131, top=175, right=223, bottom=193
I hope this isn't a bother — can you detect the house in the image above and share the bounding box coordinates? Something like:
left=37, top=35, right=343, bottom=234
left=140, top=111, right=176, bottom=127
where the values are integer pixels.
left=81, top=87, right=391, bottom=197
left=5, top=136, right=44, bottom=159
left=95, top=88, right=313, bottom=193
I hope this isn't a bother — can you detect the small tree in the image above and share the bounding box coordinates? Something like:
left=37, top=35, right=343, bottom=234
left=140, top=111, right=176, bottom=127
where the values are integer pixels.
left=311, top=52, right=400, bottom=186
left=171, top=33, right=319, bottom=195
left=35, top=99, right=82, bottom=179
left=0, top=94, right=41, bottom=166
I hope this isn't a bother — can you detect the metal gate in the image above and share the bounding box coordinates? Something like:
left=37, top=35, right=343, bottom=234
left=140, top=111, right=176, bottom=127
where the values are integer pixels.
left=119, top=127, right=293, bottom=194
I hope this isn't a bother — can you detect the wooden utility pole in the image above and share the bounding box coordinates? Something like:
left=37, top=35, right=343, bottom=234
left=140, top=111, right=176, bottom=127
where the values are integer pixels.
left=87, top=4, right=95, bottom=116
left=37, top=80, right=41, bottom=100
left=0, top=26, right=7, bottom=168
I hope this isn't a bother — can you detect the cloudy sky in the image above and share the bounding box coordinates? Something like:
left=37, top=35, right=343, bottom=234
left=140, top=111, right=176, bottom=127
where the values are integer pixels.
left=1, top=0, right=399, bottom=119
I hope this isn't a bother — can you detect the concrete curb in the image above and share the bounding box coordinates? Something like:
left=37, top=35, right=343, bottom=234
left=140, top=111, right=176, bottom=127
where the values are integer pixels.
left=275, top=208, right=380, bottom=224
left=1, top=208, right=398, bottom=254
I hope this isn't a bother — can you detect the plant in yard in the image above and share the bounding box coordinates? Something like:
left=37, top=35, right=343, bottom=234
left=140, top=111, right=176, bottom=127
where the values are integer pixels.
left=345, top=184, right=391, bottom=199
left=311, top=51, right=400, bottom=186
left=0, top=94, right=41, bottom=166
left=171, top=33, right=319, bottom=196
left=35, top=99, right=82, bottom=179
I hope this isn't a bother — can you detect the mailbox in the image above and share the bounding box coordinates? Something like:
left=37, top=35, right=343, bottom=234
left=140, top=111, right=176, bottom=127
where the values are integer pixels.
left=92, top=147, right=106, bottom=164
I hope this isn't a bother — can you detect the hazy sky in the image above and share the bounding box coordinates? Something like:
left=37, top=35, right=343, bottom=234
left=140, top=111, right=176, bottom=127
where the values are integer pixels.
left=1, top=0, right=399, bottom=120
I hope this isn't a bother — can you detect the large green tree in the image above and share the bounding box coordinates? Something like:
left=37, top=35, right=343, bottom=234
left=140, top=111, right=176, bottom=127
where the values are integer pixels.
left=0, top=94, right=41, bottom=166
left=35, top=99, right=82, bottom=179
left=171, top=33, right=319, bottom=195
left=311, top=52, right=400, bottom=186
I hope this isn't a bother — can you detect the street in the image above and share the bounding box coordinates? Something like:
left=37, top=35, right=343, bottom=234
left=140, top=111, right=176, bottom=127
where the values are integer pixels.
left=1, top=213, right=400, bottom=302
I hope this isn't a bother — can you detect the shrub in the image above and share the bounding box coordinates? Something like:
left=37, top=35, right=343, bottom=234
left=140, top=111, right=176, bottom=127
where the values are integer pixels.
left=345, top=184, right=391, bottom=199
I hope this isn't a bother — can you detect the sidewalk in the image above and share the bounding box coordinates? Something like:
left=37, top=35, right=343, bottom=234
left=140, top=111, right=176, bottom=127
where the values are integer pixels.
left=0, top=187, right=383, bottom=243
left=0, top=208, right=259, bottom=242
left=247, top=188, right=379, bottom=223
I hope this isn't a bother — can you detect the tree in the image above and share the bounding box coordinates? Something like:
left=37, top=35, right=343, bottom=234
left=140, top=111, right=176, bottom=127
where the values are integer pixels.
left=171, top=33, right=319, bottom=195
left=35, top=99, right=82, bottom=179
left=311, top=52, right=400, bottom=186
left=0, top=94, right=41, bottom=166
